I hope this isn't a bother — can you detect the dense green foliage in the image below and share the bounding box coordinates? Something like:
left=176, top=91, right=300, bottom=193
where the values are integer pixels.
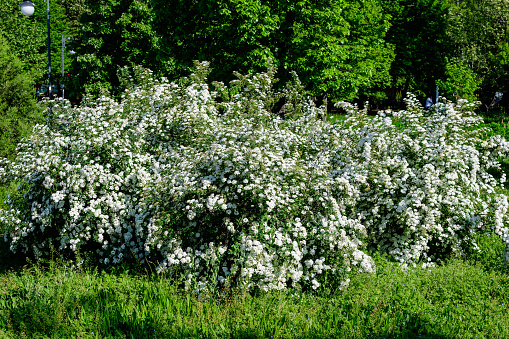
left=381, top=0, right=451, bottom=101
left=56, top=0, right=88, bottom=32
left=0, top=0, right=46, bottom=80
left=437, top=57, right=481, bottom=102
left=67, top=0, right=508, bottom=105
left=31, top=0, right=74, bottom=84
left=446, top=0, right=509, bottom=104
left=2, top=0, right=509, bottom=107
left=152, top=0, right=394, bottom=101
left=70, top=0, right=167, bottom=97
left=1, top=0, right=79, bottom=84
left=0, top=35, right=44, bottom=160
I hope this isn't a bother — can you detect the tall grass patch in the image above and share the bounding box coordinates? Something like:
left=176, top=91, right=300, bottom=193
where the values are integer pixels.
left=0, top=257, right=507, bottom=338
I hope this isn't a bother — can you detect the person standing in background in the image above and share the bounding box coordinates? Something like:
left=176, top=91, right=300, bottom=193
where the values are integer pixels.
left=425, top=96, right=433, bottom=110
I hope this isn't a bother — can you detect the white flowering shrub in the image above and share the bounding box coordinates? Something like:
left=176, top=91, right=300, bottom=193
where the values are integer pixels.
left=335, top=96, right=509, bottom=266
left=1, top=62, right=508, bottom=293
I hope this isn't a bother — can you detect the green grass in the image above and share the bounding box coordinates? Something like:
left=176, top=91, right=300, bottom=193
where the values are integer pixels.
left=0, top=236, right=507, bottom=339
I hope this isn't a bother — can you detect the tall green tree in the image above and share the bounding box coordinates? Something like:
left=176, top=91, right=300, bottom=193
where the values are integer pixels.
left=381, top=0, right=451, bottom=103
left=69, top=0, right=168, bottom=97
left=492, top=40, right=509, bottom=106
left=436, top=57, right=481, bottom=101
left=446, top=0, right=509, bottom=103
left=0, top=34, right=43, bottom=160
left=152, top=0, right=394, bottom=101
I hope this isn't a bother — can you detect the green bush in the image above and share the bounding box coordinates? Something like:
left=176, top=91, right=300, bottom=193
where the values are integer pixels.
left=437, top=58, right=481, bottom=102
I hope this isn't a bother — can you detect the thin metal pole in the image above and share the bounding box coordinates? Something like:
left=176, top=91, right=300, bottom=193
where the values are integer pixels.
left=46, top=0, right=52, bottom=100
left=62, top=34, right=64, bottom=78
left=61, top=34, right=65, bottom=99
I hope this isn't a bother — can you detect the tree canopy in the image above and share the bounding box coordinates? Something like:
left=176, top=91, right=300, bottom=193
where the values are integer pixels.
left=152, top=0, right=394, bottom=101
left=0, top=0, right=46, bottom=79
left=0, top=34, right=43, bottom=160
left=446, top=0, right=509, bottom=104
left=1, top=0, right=508, bottom=107
left=69, top=0, right=169, bottom=97
left=381, top=0, right=451, bottom=101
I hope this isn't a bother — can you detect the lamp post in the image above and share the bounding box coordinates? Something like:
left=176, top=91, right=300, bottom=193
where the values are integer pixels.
left=61, top=34, right=74, bottom=99
left=20, top=0, right=53, bottom=100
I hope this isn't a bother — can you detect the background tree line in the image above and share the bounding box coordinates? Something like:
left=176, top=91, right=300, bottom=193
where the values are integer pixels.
left=69, top=0, right=509, bottom=109
left=0, top=0, right=509, bottom=158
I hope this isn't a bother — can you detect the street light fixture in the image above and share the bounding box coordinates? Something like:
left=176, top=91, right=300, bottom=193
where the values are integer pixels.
left=20, top=1, right=35, bottom=16
left=20, top=0, right=53, bottom=100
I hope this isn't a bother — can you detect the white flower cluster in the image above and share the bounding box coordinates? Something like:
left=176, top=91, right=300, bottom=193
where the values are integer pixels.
left=335, top=95, right=509, bottom=265
left=1, top=64, right=508, bottom=293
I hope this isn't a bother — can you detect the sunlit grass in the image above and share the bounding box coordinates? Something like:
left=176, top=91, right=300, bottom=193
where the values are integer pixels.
left=0, top=239, right=507, bottom=338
